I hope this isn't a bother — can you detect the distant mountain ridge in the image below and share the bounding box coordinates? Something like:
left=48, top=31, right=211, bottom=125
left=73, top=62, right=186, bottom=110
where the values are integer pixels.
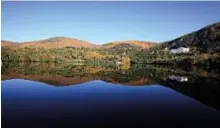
left=1, top=37, right=155, bottom=49
left=2, top=22, right=220, bottom=51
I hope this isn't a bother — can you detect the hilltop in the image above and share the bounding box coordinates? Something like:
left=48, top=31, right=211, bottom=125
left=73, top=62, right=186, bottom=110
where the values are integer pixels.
left=102, top=40, right=155, bottom=49
left=2, top=37, right=98, bottom=49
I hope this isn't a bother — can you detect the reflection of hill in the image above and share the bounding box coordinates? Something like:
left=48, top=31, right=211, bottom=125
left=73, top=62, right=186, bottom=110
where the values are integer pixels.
left=2, top=62, right=220, bottom=110
left=1, top=63, right=114, bottom=86
left=104, top=78, right=153, bottom=86
left=159, top=76, right=220, bottom=111
left=2, top=74, right=94, bottom=86
left=2, top=62, right=220, bottom=86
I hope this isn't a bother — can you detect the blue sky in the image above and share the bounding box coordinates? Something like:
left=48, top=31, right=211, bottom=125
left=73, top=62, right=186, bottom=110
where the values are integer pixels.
left=2, top=1, right=220, bottom=44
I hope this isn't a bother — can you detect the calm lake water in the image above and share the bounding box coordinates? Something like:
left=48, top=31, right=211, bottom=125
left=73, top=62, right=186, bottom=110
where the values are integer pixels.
left=2, top=63, right=220, bottom=127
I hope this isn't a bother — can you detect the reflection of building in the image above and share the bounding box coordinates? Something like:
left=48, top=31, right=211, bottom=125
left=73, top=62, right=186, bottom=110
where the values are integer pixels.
left=164, top=47, right=168, bottom=51
left=169, top=47, right=190, bottom=54
left=168, top=75, right=188, bottom=82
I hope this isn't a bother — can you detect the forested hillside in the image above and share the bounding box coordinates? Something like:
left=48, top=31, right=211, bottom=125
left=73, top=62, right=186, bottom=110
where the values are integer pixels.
left=131, top=22, right=220, bottom=66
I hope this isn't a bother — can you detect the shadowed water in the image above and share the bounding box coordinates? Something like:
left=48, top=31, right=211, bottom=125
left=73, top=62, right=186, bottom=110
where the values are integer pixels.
left=2, top=62, right=220, bottom=127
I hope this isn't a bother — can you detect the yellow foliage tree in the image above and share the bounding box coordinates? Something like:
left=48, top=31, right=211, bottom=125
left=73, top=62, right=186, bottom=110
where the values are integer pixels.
left=121, top=56, right=131, bottom=70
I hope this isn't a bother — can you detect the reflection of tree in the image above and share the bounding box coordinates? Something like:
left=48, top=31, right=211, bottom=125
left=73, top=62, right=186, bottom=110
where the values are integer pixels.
left=2, top=62, right=220, bottom=85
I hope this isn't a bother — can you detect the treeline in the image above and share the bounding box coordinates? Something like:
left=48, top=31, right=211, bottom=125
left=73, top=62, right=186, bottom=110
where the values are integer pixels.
left=1, top=46, right=133, bottom=66
left=2, top=43, right=220, bottom=67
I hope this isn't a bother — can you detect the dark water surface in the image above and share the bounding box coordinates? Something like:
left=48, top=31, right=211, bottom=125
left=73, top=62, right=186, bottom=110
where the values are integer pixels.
left=2, top=63, right=220, bottom=127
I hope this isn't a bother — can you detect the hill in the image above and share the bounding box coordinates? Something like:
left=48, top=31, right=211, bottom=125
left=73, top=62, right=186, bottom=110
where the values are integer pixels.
left=2, top=37, right=98, bottom=49
left=168, top=22, right=220, bottom=52
left=1, top=37, right=155, bottom=50
left=132, top=22, right=220, bottom=65
left=102, top=40, right=155, bottom=49
left=150, top=22, right=220, bottom=52
left=1, top=40, right=18, bottom=47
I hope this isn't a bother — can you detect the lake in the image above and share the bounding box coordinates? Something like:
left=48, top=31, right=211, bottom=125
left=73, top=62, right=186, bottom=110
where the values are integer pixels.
left=1, top=62, right=220, bottom=127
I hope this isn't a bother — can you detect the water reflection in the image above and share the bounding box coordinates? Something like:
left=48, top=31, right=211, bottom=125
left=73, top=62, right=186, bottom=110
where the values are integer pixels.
left=1, top=62, right=220, bottom=126
left=168, top=75, right=188, bottom=82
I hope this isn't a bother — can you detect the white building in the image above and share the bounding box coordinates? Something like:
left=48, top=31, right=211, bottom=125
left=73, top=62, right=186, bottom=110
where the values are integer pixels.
left=170, top=47, right=190, bottom=54
left=116, top=61, right=122, bottom=65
